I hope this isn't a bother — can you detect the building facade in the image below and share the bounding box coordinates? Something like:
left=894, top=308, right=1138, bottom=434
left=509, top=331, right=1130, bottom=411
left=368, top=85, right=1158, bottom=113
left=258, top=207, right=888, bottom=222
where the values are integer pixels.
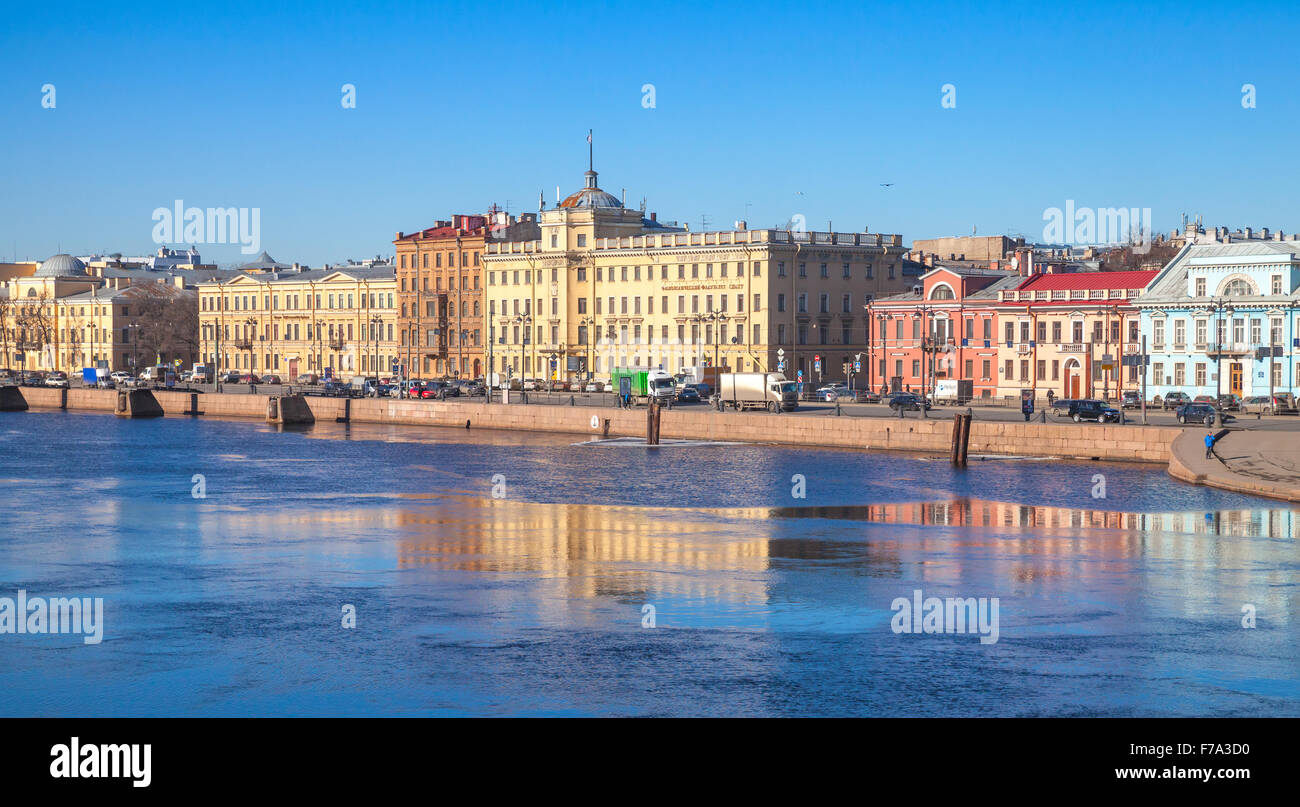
left=867, top=267, right=1018, bottom=398
left=482, top=165, right=911, bottom=385
left=393, top=213, right=538, bottom=380
left=992, top=269, right=1156, bottom=399
left=2, top=254, right=199, bottom=374
left=197, top=266, right=397, bottom=380
left=1137, top=241, right=1300, bottom=402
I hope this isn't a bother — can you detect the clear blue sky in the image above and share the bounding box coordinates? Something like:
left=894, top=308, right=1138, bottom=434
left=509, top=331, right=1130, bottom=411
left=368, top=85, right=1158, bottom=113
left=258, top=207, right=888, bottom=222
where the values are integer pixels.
left=2, top=0, right=1297, bottom=267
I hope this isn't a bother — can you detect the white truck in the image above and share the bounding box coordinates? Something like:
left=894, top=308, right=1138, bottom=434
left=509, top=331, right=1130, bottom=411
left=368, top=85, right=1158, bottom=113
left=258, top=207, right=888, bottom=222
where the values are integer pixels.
left=718, top=372, right=799, bottom=412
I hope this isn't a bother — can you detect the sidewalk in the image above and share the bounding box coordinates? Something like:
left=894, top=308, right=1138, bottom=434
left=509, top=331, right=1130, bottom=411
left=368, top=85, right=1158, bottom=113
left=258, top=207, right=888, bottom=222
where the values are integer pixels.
left=1167, top=427, right=1300, bottom=502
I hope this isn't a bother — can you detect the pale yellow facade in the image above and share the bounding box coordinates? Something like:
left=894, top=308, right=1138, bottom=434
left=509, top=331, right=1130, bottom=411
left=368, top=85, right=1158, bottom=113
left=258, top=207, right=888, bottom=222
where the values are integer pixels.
left=198, top=269, right=398, bottom=380
left=483, top=169, right=910, bottom=384
left=2, top=274, right=191, bottom=374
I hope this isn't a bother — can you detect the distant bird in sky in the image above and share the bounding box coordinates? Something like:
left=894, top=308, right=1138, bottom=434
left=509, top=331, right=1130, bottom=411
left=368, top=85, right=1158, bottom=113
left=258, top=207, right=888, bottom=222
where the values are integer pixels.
left=794, top=191, right=805, bottom=196
left=880, top=183, right=894, bottom=187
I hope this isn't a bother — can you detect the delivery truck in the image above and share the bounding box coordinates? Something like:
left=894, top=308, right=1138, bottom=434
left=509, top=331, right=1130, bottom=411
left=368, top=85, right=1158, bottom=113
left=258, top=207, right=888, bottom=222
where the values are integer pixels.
left=934, top=379, right=972, bottom=405
left=718, top=372, right=799, bottom=412
left=610, top=368, right=676, bottom=405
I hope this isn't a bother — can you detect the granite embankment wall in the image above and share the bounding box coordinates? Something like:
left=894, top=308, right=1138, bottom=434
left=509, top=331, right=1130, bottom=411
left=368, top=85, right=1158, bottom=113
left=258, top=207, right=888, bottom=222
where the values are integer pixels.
left=10, top=387, right=1177, bottom=462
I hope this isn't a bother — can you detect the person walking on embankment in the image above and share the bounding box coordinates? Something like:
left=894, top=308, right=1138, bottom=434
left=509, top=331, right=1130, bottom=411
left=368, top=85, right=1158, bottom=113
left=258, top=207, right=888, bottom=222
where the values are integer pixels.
left=1205, top=430, right=1217, bottom=460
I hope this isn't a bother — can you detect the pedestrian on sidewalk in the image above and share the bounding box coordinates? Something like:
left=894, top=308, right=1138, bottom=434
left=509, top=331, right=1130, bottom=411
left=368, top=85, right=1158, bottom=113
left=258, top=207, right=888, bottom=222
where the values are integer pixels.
left=1205, top=430, right=1216, bottom=459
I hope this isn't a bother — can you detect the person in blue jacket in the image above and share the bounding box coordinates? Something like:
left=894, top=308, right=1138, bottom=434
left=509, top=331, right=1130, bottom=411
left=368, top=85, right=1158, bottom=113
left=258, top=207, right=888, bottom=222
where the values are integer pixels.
left=1205, top=431, right=1216, bottom=459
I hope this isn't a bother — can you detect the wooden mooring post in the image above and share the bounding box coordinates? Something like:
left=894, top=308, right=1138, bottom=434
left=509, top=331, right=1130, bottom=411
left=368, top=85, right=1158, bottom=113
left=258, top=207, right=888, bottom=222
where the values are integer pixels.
left=951, top=412, right=972, bottom=467
left=646, top=399, right=662, bottom=445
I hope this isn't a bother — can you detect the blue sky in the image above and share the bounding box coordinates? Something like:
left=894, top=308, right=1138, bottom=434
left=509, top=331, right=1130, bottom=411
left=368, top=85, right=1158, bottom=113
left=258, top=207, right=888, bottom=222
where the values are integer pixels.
left=2, top=0, right=1297, bottom=267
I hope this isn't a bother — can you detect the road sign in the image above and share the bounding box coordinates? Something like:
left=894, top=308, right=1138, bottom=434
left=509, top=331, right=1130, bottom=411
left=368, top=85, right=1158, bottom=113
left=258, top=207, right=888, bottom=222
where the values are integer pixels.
left=777, top=348, right=785, bottom=358
left=796, top=369, right=803, bottom=380
left=777, top=360, right=786, bottom=372
left=853, top=360, right=861, bottom=373
left=814, top=359, right=821, bottom=372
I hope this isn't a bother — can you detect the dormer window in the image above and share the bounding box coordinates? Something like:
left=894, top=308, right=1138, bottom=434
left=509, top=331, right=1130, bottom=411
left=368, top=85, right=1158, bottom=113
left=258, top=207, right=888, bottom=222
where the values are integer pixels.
left=1223, top=278, right=1253, bottom=296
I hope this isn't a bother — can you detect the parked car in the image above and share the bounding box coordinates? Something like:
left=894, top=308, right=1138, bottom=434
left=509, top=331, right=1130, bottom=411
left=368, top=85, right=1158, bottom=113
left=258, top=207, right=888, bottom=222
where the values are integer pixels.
left=584, top=380, right=604, bottom=393
left=1241, top=395, right=1273, bottom=413
left=1161, top=392, right=1192, bottom=410
left=1068, top=399, right=1120, bottom=423
left=457, top=380, right=485, bottom=396
left=1050, top=397, right=1077, bottom=416
left=522, top=378, right=542, bottom=391
left=319, top=380, right=351, bottom=397
left=110, top=371, right=132, bottom=385
left=675, top=386, right=701, bottom=403
left=295, top=373, right=320, bottom=386
left=259, top=374, right=283, bottom=385
left=220, top=371, right=242, bottom=384
left=21, top=371, right=46, bottom=386
left=888, top=392, right=931, bottom=412
left=1216, top=394, right=1241, bottom=411
left=238, top=374, right=260, bottom=384
left=44, top=372, right=69, bottom=388
left=815, top=383, right=850, bottom=401
left=1120, top=391, right=1142, bottom=409
left=1176, top=402, right=1230, bottom=426
left=1193, top=394, right=1218, bottom=406
left=855, top=390, right=883, bottom=403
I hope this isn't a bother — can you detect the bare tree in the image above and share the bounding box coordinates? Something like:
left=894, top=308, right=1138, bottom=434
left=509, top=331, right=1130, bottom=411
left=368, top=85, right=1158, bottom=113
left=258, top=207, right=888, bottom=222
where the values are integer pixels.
left=132, top=286, right=199, bottom=368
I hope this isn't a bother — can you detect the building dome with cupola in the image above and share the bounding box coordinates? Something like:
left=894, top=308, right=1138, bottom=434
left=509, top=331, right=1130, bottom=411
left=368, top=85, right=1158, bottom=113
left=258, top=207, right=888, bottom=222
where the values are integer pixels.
left=559, top=170, right=624, bottom=209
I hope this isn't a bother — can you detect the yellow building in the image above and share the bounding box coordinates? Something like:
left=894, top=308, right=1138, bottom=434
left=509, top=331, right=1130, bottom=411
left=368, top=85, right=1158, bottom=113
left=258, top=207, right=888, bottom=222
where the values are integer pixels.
left=197, top=266, right=397, bottom=380
left=1, top=254, right=197, bottom=374
left=483, top=165, right=910, bottom=384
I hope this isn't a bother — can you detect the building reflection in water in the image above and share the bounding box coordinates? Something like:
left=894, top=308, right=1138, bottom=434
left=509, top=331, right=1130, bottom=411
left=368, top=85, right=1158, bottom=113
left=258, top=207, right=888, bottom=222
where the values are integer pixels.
left=189, top=494, right=1297, bottom=629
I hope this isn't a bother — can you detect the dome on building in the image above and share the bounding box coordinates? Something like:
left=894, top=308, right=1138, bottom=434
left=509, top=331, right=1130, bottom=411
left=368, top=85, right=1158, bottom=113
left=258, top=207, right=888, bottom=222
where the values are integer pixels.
left=559, top=170, right=623, bottom=209
left=35, top=253, right=87, bottom=277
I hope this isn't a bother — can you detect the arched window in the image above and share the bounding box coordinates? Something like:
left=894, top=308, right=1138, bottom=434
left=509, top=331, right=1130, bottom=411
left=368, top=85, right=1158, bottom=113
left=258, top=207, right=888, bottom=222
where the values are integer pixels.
left=1222, top=278, right=1253, bottom=296
left=929, top=283, right=955, bottom=300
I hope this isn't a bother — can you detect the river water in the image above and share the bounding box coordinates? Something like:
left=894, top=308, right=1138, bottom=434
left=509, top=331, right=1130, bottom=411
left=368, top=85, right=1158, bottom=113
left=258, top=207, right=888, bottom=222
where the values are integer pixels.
left=0, top=410, right=1296, bottom=716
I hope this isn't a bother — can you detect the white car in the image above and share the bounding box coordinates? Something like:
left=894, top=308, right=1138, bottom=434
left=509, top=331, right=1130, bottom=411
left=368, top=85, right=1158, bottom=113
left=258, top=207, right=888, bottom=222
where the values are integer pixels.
left=523, top=379, right=541, bottom=391
left=110, top=371, right=131, bottom=385
left=44, top=373, right=69, bottom=388
left=584, top=381, right=604, bottom=393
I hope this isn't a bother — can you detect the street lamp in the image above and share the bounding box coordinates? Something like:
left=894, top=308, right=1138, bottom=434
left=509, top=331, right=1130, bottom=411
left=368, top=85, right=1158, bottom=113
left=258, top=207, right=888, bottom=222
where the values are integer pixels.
left=580, top=315, right=595, bottom=380
left=370, top=314, right=382, bottom=394
left=1211, top=298, right=1235, bottom=399
left=514, top=313, right=532, bottom=382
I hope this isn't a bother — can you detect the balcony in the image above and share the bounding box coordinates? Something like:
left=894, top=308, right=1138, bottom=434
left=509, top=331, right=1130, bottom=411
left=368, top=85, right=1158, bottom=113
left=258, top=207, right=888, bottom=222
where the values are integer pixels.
left=328, top=337, right=345, bottom=351
left=232, top=338, right=253, bottom=350
left=1204, top=342, right=1253, bottom=357
left=1014, top=342, right=1033, bottom=355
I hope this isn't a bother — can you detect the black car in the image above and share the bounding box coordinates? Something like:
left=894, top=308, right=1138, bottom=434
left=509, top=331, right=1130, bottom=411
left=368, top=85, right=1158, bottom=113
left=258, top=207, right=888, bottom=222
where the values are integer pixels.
left=675, top=386, right=701, bottom=403
left=1068, top=399, right=1120, bottom=423
left=888, top=392, right=931, bottom=412
left=1176, top=403, right=1231, bottom=426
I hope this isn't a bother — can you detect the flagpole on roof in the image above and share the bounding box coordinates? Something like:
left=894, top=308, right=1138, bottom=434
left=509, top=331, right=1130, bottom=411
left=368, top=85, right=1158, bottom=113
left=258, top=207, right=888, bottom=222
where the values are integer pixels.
left=588, top=129, right=593, bottom=172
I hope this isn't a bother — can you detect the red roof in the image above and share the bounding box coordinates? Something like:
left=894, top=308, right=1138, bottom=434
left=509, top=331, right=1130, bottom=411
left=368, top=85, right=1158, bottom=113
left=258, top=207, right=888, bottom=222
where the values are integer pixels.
left=1015, top=270, right=1156, bottom=291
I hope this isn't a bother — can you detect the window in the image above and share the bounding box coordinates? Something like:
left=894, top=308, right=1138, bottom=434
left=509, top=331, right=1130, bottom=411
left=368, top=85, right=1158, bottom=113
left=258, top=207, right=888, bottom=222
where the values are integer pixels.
left=1272, top=274, right=1283, bottom=295
left=1223, top=278, right=1253, bottom=296
left=930, top=284, right=955, bottom=300
left=1194, top=277, right=1206, bottom=297
left=577, top=235, right=587, bottom=247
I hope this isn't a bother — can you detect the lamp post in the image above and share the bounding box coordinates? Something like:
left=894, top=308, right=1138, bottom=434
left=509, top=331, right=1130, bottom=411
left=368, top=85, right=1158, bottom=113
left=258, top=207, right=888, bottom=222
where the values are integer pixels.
left=1211, top=297, right=1235, bottom=399
left=580, top=315, right=595, bottom=380
left=370, top=314, right=382, bottom=395
left=514, top=313, right=532, bottom=384
left=127, top=322, right=140, bottom=377
left=877, top=312, right=886, bottom=394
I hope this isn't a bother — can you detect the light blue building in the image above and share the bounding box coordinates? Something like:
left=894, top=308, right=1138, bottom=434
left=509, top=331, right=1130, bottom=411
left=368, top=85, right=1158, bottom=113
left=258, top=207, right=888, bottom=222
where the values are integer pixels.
left=1137, top=241, right=1300, bottom=404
